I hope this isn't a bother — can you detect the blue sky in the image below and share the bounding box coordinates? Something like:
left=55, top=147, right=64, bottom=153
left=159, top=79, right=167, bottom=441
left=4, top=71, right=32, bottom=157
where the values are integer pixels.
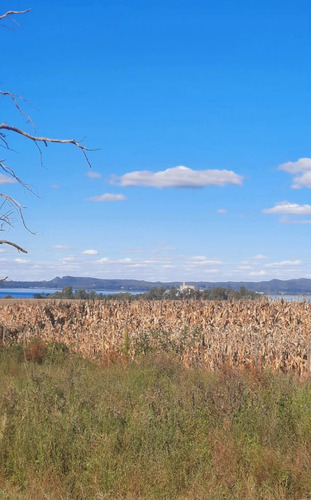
left=1, top=0, right=311, bottom=282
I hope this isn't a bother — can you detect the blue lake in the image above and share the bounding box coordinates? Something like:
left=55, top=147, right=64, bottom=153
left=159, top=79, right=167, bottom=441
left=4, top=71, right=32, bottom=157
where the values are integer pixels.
left=267, top=294, right=311, bottom=302
left=0, top=288, right=143, bottom=299
left=1, top=289, right=311, bottom=301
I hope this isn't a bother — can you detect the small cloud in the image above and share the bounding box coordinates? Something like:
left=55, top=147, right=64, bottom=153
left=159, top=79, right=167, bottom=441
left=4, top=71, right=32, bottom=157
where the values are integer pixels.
left=252, top=254, right=269, bottom=260
left=52, top=245, right=72, bottom=250
left=86, top=171, right=102, bottom=179
left=291, top=172, right=311, bottom=189
left=279, top=216, right=311, bottom=224
left=87, top=193, right=127, bottom=202
left=278, top=157, right=311, bottom=174
left=217, top=208, right=227, bottom=214
left=111, top=166, right=243, bottom=188
left=190, top=256, right=207, bottom=261
left=82, top=249, right=98, bottom=255
left=189, top=256, right=223, bottom=265
left=278, top=158, right=311, bottom=189
left=0, top=174, right=17, bottom=185
left=97, top=257, right=110, bottom=263
left=61, top=256, right=77, bottom=262
left=51, top=184, right=60, bottom=189
left=262, top=201, right=311, bottom=215
left=265, top=260, right=303, bottom=268
left=249, top=270, right=267, bottom=276
left=153, top=246, right=177, bottom=253
left=14, top=258, right=28, bottom=264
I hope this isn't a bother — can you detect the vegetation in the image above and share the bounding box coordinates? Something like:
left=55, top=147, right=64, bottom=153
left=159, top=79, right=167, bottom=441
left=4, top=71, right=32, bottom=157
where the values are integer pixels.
left=1, top=299, right=309, bottom=374
left=0, top=343, right=310, bottom=499
left=34, top=285, right=260, bottom=301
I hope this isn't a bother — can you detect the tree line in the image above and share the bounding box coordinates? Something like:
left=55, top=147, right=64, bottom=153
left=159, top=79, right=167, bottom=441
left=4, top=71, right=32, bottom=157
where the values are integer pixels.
left=33, top=285, right=261, bottom=301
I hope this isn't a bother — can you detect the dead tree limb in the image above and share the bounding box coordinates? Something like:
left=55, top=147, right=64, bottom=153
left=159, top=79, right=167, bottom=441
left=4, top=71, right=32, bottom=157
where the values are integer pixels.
left=0, top=123, right=98, bottom=167
left=0, top=240, right=27, bottom=253
left=0, top=9, right=31, bottom=21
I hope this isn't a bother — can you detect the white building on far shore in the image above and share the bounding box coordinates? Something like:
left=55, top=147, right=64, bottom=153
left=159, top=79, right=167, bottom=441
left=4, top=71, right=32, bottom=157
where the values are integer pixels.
left=179, top=282, right=196, bottom=292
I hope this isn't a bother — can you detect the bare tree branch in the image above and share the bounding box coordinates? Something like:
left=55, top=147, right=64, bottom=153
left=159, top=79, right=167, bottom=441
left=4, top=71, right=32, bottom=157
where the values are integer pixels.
left=0, top=9, right=31, bottom=21
left=0, top=160, right=37, bottom=194
left=0, top=240, right=27, bottom=253
left=0, top=192, right=34, bottom=234
left=0, top=90, right=35, bottom=130
left=0, top=6, right=97, bottom=268
left=0, top=133, right=10, bottom=149
left=0, top=123, right=98, bottom=167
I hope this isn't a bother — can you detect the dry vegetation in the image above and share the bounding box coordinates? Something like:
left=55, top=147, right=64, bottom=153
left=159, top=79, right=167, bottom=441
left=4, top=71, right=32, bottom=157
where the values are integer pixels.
left=0, top=298, right=310, bottom=375
left=1, top=299, right=311, bottom=499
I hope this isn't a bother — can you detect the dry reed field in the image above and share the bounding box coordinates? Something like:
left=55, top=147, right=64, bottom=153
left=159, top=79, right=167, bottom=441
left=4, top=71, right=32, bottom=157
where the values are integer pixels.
left=0, top=299, right=310, bottom=375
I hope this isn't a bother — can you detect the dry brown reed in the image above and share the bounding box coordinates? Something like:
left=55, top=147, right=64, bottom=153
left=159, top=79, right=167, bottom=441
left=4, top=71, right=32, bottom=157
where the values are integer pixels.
left=0, top=298, right=310, bottom=375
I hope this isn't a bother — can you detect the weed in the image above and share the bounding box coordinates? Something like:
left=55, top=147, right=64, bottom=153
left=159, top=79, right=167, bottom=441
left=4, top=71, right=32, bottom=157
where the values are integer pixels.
left=0, top=348, right=311, bottom=499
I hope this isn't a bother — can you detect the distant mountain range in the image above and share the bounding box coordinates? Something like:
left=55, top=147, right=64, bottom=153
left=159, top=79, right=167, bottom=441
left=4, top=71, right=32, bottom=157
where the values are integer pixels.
left=1, top=276, right=311, bottom=294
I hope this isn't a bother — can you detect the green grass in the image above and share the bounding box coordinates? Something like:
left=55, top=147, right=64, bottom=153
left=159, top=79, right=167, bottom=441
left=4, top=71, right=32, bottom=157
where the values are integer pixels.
left=0, top=342, right=311, bottom=499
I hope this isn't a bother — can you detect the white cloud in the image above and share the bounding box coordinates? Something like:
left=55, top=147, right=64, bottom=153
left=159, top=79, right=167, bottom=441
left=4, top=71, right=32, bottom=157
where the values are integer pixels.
left=61, top=256, right=77, bottom=262
left=97, top=257, right=133, bottom=264
left=262, top=201, right=311, bottom=215
left=87, top=193, right=127, bottom=202
left=217, top=208, right=227, bottom=213
left=0, top=174, right=17, bottom=185
left=111, top=166, right=243, bottom=188
left=153, top=246, right=177, bottom=253
left=265, top=260, right=303, bottom=268
left=278, top=158, right=311, bottom=189
left=252, top=254, right=269, bottom=260
left=278, top=157, right=311, bottom=174
left=189, top=256, right=223, bottom=265
left=52, top=245, right=73, bottom=250
left=82, top=249, right=98, bottom=255
left=86, top=171, right=102, bottom=179
left=291, top=172, right=311, bottom=189
left=279, top=216, right=311, bottom=224
left=249, top=270, right=267, bottom=276
left=14, top=258, right=28, bottom=264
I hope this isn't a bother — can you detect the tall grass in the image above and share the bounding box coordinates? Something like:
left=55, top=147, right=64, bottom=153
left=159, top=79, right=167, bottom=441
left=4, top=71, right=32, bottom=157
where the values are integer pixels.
left=0, top=342, right=311, bottom=499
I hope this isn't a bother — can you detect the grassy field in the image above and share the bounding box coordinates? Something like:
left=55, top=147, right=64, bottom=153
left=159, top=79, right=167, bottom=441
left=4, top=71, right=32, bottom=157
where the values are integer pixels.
left=0, top=342, right=311, bottom=499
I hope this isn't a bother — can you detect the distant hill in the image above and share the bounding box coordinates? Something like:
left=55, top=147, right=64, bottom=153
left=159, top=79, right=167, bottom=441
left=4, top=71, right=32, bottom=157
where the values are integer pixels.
left=1, top=276, right=311, bottom=294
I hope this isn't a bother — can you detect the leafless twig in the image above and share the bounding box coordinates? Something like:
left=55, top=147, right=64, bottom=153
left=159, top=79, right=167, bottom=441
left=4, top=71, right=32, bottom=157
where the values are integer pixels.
left=0, top=9, right=31, bottom=21
left=0, top=90, right=35, bottom=130
left=0, top=160, right=37, bottom=194
left=0, top=192, right=34, bottom=234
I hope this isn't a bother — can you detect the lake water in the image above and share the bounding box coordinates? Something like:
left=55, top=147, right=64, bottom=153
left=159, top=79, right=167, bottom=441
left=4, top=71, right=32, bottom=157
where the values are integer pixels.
left=1, top=289, right=311, bottom=301
left=0, top=288, right=143, bottom=299
left=266, top=294, right=311, bottom=302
